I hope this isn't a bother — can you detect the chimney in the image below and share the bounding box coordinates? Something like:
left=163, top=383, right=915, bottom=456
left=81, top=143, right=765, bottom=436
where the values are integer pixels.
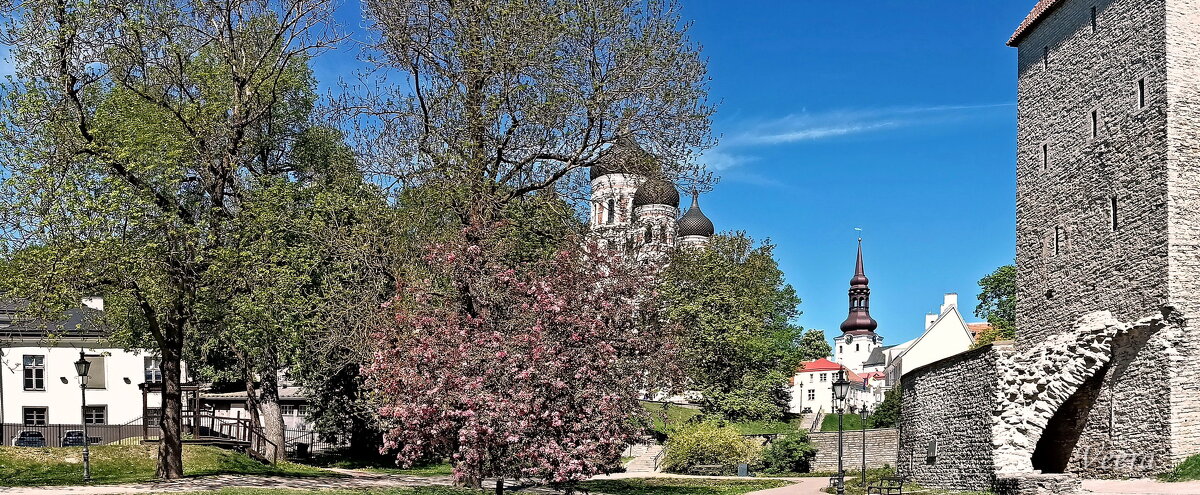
left=81, top=296, right=104, bottom=311
left=925, top=313, right=937, bottom=330
left=940, top=293, right=958, bottom=314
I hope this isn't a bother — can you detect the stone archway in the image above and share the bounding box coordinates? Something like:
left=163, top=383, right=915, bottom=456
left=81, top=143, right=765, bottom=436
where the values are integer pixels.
left=991, top=310, right=1170, bottom=475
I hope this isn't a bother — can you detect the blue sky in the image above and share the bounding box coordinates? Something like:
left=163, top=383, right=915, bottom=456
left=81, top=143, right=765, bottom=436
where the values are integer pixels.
left=324, top=1, right=1035, bottom=347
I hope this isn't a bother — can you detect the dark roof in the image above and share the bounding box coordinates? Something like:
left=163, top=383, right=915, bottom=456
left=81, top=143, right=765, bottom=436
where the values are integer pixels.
left=633, top=178, right=680, bottom=208
left=590, top=136, right=660, bottom=181
left=863, top=346, right=887, bottom=367
left=677, top=192, right=714, bottom=237
left=0, top=301, right=108, bottom=340
left=1008, top=0, right=1062, bottom=46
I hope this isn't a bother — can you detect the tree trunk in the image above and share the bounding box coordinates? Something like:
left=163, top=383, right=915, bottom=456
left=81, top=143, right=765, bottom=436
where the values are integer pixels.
left=495, top=477, right=504, bottom=495
left=257, top=367, right=287, bottom=462
left=156, top=337, right=185, bottom=479
left=242, top=366, right=263, bottom=430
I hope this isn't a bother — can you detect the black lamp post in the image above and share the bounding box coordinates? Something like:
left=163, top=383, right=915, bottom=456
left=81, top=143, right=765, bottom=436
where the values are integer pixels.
left=832, top=370, right=851, bottom=495
left=74, top=351, right=92, bottom=482
left=860, top=405, right=869, bottom=486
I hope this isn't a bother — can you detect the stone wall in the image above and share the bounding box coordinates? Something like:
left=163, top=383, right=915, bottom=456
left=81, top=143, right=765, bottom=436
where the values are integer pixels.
left=1012, top=0, right=1197, bottom=476
left=808, top=428, right=897, bottom=473
left=899, top=344, right=1003, bottom=492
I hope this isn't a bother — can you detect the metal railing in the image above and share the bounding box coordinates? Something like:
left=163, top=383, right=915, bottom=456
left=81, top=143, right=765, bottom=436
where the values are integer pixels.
left=809, top=406, right=825, bottom=431
left=2, top=420, right=153, bottom=447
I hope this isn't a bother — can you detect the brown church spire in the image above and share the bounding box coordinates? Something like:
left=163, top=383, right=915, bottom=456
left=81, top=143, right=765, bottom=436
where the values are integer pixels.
left=840, top=238, right=878, bottom=334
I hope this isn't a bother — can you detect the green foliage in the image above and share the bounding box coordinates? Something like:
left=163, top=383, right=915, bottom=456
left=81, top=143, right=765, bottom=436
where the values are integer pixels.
left=660, top=422, right=762, bottom=475
left=868, top=387, right=901, bottom=429
left=760, top=433, right=816, bottom=474
left=660, top=233, right=806, bottom=421
left=1159, top=453, right=1200, bottom=481
left=0, top=445, right=332, bottom=486
left=796, top=329, right=833, bottom=362
left=578, top=478, right=790, bottom=495
left=973, top=264, right=1016, bottom=348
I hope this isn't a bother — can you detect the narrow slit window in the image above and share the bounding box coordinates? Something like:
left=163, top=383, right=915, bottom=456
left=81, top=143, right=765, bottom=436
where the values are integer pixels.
left=605, top=198, right=616, bottom=224
left=1041, top=143, right=1049, bottom=170
left=1091, top=110, right=1099, bottom=138
left=1091, top=6, right=1097, bottom=32
left=1111, top=197, right=1119, bottom=231
left=1054, top=226, right=1062, bottom=256
left=1138, top=78, right=1147, bottom=108
left=1043, top=46, right=1050, bottom=68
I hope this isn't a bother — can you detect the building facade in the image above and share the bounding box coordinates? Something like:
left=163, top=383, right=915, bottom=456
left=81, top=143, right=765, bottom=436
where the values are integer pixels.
left=0, top=300, right=176, bottom=429
left=589, top=138, right=715, bottom=257
left=1011, top=0, right=1199, bottom=476
left=883, top=293, right=977, bottom=386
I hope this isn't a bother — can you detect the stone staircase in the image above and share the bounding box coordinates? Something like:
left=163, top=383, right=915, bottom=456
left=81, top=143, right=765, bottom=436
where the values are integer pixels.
left=799, top=411, right=826, bottom=432
left=623, top=443, right=663, bottom=474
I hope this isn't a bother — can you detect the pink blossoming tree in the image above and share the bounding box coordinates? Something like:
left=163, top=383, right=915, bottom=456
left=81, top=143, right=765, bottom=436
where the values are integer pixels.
left=366, top=238, right=680, bottom=491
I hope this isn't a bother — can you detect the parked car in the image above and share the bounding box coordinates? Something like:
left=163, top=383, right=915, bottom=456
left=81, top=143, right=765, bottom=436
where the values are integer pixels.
left=11, top=430, right=46, bottom=447
left=61, top=430, right=100, bottom=447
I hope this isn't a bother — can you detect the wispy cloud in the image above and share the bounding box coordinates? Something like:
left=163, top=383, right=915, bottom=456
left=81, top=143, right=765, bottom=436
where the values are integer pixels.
left=708, top=102, right=1014, bottom=185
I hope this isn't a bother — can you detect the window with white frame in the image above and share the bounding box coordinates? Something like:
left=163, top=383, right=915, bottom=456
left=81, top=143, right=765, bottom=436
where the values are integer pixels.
left=144, top=357, right=162, bottom=384
left=807, top=389, right=815, bottom=401
left=23, top=355, right=45, bottom=390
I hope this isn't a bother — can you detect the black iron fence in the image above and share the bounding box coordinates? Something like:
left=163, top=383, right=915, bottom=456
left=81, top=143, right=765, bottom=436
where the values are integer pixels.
left=283, top=428, right=342, bottom=458
left=2, top=420, right=156, bottom=448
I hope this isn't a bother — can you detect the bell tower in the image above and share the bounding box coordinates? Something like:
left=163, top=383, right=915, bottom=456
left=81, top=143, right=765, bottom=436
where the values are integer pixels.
left=834, top=238, right=882, bottom=373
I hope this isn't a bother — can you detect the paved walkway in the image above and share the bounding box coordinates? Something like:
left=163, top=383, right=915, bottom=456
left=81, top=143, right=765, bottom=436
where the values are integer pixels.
left=0, top=470, right=825, bottom=495
left=1082, top=478, right=1200, bottom=494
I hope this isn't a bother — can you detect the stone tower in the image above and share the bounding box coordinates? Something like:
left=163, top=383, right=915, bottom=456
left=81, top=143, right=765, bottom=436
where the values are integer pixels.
left=833, top=239, right=883, bottom=373
left=1010, top=0, right=1200, bottom=476
left=589, top=137, right=655, bottom=252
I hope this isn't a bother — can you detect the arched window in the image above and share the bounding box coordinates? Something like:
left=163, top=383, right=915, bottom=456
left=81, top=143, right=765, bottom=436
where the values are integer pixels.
left=606, top=198, right=616, bottom=224
left=645, top=225, right=653, bottom=244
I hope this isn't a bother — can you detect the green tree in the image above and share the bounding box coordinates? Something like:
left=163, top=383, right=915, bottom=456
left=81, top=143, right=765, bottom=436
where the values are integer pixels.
left=868, top=386, right=901, bottom=429
left=974, top=264, right=1016, bottom=348
left=0, top=0, right=339, bottom=477
left=660, top=232, right=805, bottom=421
left=796, top=329, right=833, bottom=362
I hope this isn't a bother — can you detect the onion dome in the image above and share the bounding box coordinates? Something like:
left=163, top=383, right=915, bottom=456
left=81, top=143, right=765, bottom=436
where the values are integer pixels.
left=677, top=192, right=714, bottom=237
left=590, top=135, right=659, bottom=181
left=839, top=238, right=879, bottom=334
left=633, top=177, right=681, bottom=208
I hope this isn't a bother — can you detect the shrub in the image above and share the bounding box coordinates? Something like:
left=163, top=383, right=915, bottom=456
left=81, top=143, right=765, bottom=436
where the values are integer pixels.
left=760, top=433, right=816, bottom=474
left=660, top=421, right=762, bottom=475
left=869, top=387, right=900, bottom=428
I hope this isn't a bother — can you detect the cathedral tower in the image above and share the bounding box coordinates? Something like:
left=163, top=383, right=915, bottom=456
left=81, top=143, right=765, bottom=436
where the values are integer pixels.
left=833, top=239, right=882, bottom=373
left=677, top=192, right=714, bottom=249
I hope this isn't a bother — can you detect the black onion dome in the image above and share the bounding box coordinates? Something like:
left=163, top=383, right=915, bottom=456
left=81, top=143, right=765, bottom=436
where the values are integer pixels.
left=633, top=178, right=680, bottom=208
left=590, top=135, right=659, bottom=181
left=677, top=193, right=714, bottom=237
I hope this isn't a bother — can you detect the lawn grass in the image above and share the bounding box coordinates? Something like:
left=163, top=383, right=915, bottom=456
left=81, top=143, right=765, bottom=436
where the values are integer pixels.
left=0, top=444, right=333, bottom=486
left=819, top=413, right=869, bottom=431
left=360, top=463, right=455, bottom=477
left=1159, top=453, right=1200, bottom=481
left=579, top=477, right=790, bottom=495
left=642, top=401, right=703, bottom=433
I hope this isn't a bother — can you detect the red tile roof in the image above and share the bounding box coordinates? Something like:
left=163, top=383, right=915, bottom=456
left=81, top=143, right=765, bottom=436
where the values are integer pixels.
left=1008, top=0, right=1065, bottom=47
left=798, top=357, right=843, bottom=373
left=967, top=323, right=994, bottom=341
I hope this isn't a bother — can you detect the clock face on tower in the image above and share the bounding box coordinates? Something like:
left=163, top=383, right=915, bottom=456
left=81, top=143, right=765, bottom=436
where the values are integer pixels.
left=845, top=335, right=853, bottom=344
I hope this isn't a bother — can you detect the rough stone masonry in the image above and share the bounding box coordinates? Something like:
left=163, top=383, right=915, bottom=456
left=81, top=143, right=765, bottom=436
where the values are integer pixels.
left=898, top=0, right=1200, bottom=491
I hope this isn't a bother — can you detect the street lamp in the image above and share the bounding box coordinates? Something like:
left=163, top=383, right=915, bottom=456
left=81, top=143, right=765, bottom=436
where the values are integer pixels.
left=832, top=370, right=851, bottom=495
left=74, top=351, right=92, bottom=482
left=860, top=405, right=869, bottom=486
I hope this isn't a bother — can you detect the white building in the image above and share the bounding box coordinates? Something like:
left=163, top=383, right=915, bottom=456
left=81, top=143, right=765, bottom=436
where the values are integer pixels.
left=883, top=293, right=979, bottom=386
left=0, top=299, right=180, bottom=428
left=788, top=358, right=876, bottom=415
left=589, top=136, right=715, bottom=257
